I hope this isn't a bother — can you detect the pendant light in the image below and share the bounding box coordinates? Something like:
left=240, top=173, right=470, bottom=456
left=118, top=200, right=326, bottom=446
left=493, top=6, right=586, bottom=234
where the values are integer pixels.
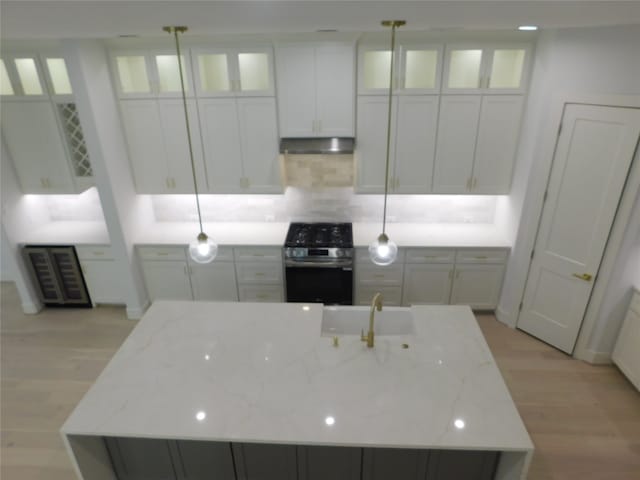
left=369, top=20, right=405, bottom=266
left=163, top=26, right=217, bottom=264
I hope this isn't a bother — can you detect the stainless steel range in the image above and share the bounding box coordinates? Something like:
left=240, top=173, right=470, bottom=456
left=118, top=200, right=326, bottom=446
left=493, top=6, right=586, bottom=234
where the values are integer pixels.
left=284, top=222, right=354, bottom=305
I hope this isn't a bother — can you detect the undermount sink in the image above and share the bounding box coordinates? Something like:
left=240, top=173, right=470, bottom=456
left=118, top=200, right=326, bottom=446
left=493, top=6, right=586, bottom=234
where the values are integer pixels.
left=321, top=306, right=415, bottom=337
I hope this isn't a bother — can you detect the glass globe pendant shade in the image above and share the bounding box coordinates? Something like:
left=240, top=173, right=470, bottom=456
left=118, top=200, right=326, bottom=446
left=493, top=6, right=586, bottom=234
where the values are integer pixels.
left=189, top=232, right=218, bottom=264
left=368, top=233, right=398, bottom=266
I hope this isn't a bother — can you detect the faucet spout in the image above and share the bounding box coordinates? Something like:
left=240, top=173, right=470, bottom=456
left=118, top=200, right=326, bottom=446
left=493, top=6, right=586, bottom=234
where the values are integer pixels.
left=365, top=292, right=383, bottom=348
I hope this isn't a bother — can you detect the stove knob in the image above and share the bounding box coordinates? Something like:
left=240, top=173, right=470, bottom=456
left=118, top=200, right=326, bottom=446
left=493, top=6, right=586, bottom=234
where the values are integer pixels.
left=336, top=250, right=344, bottom=258
left=294, top=248, right=305, bottom=258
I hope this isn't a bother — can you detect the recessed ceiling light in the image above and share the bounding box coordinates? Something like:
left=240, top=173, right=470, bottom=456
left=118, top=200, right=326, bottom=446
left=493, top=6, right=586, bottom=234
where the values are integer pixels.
left=518, top=25, right=539, bottom=31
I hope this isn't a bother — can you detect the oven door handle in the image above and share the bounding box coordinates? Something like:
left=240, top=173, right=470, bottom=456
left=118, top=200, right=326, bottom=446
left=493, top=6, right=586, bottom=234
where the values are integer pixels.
left=285, top=260, right=353, bottom=269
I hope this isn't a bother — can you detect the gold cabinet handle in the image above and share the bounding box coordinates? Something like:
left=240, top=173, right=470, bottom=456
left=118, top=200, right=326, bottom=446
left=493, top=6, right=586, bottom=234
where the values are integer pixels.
left=572, top=273, right=593, bottom=282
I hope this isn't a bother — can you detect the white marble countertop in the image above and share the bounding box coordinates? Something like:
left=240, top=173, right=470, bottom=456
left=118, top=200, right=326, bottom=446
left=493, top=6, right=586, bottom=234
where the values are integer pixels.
left=15, top=220, right=511, bottom=248
left=62, top=301, right=532, bottom=452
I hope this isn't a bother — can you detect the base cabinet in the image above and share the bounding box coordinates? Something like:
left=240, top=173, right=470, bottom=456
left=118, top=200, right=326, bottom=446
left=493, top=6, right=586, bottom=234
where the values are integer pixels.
left=103, top=437, right=501, bottom=480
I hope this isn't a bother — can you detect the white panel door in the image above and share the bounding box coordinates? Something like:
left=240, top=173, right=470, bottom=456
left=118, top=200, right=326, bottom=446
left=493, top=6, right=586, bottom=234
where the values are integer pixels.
left=433, top=95, right=482, bottom=193
left=315, top=45, right=355, bottom=137
left=393, top=95, right=439, bottom=193
left=119, top=100, right=169, bottom=193
left=402, top=264, right=453, bottom=305
left=1, top=101, right=74, bottom=193
left=198, top=98, right=244, bottom=192
left=519, top=105, right=640, bottom=353
left=472, top=95, right=523, bottom=193
left=236, top=97, right=281, bottom=193
left=275, top=45, right=316, bottom=137
left=355, top=95, right=395, bottom=193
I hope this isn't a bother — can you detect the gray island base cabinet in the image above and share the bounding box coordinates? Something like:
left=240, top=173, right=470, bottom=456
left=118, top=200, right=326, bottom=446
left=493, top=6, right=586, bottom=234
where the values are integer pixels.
left=81, top=437, right=503, bottom=480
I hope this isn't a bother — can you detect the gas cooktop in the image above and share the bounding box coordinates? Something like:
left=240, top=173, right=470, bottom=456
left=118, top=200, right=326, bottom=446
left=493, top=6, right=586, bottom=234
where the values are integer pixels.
left=284, top=222, right=353, bottom=248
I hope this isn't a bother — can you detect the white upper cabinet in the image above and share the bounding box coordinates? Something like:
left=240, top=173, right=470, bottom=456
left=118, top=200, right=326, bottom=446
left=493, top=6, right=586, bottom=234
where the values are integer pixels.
left=358, top=43, right=442, bottom=95
left=120, top=99, right=205, bottom=193
left=433, top=95, right=523, bottom=193
left=276, top=43, right=355, bottom=137
left=355, top=95, right=438, bottom=194
left=111, top=50, right=193, bottom=98
left=198, top=97, right=281, bottom=193
left=192, top=47, right=274, bottom=97
left=1, top=52, right=94, bottom=193
left=443, top=44, right=531, bottom=94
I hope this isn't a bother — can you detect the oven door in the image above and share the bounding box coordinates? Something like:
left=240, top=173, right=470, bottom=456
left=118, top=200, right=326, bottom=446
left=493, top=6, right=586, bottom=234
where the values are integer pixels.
left=285, top=262, right=353, bottom=305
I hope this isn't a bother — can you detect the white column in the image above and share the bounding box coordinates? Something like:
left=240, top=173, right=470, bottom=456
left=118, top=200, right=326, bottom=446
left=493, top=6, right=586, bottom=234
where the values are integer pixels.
left=62, top=39, right=151, bottom=319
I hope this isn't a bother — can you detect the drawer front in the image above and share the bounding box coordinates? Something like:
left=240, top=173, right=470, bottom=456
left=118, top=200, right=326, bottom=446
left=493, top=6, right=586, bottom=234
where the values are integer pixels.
left=234, top=247, right=283, bottom=263
left=75, top=245, right=114, bottom=260
left=356, top=264, right=404, bottom=286
left=355, top=248, right=405, bottom=264
left=355, top=286, right=402, bottom=306
left=138, top=246, right=186, bottom=261
left=238, top=285, right=284, bottom=302
left=455, top=249, right=509, bottom=264
left=236, top=262, right=283, bottom=284
left=630, top=290, right=640, bottom=315
left=405, top=248, right=455, bottom=264
left=187, top=246, right=234, bottom=264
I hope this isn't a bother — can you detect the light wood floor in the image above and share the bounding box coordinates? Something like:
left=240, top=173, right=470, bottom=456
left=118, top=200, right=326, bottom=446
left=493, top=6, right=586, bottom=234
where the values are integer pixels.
left=1, top=282, right=639, bottom=480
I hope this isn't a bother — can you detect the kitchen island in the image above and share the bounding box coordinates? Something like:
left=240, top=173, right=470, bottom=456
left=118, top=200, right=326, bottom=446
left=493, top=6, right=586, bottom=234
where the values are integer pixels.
left=61, top=301, right=533, bottom=480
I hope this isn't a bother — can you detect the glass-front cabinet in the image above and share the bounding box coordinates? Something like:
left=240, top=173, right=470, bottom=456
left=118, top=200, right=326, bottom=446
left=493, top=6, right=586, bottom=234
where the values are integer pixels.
left=111, top=50, right=193, bottom=98
left=191, top=47, right=274, bottom=97
left=358, top=43, right=442, bottom=95
left=443, top=44, right=531, bottom=93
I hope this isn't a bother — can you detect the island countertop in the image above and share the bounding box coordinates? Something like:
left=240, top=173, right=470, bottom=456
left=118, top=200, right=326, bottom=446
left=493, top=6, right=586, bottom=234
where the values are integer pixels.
left=62, top=301, right=532, bottom=453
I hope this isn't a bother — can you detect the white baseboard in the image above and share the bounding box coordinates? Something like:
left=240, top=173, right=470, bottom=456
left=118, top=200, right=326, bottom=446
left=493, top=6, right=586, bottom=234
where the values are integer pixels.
left=126, top=301, right=149, bottom=320
left=578, top=349, right=613, bottom=365
left=495, top=306, right=517, bottom=328
left=21, top=301, right=42, bottom=314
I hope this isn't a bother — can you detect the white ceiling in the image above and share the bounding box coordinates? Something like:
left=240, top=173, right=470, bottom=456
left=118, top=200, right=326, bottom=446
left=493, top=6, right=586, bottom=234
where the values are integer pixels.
left=2, top=1, right=640, bottom=39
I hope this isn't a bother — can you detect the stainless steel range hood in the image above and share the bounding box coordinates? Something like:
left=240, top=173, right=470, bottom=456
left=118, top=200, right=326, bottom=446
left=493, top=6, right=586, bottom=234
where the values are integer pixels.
left=279, top=137, right=355, bottom=154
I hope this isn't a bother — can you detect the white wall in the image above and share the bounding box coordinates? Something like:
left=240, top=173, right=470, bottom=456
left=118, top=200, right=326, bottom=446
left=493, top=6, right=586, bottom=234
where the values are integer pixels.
left=498, top=25, right=640, bottom=356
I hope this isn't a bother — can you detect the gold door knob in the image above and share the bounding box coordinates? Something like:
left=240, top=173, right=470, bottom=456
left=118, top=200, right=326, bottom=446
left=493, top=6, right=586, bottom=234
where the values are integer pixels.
left=572, top=273, right=593, bottom=282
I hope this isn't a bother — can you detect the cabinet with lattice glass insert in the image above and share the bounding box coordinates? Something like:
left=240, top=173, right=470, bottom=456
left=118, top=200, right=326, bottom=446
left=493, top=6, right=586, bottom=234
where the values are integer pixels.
left=0, top=53, right=94, bottom=193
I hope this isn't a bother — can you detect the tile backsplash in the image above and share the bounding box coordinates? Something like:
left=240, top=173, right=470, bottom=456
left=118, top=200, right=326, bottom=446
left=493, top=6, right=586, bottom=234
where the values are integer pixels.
left=283, top=154, right=354, bottom=188
left=45, top=187, right=106, bottom=222
left=152, top=188, right=498, bottom=224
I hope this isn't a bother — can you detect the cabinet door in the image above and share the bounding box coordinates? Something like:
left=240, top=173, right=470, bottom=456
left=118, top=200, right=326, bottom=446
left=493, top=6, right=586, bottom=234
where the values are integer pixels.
left=237, top=97, right=282, bottom=193
left=157, top=99, right=205, bottom=193
left=1, top=100, right=75, bottom=193
left=233, top=443, right=297, bottom=480
left=443, top=47, right=484, bottom=93
left=402, top=264, right=453, bottom=305
left=362, top=448, right=428, bottom=480
left=275, top=45, right=316, bottom=137
left=432, top=95, right=481, bottom=193
left=485, top=46, right=530, bottom=93
left=80, top=260, right=126, bottom=304
left=141, top=260, right=192, bottom=301
left=198, top=98, right=244, bottom=192
left=472, top=95, right=523, bottom=193
left=105, top=437, right=176, bottom=480
left=190, top=262, right=238, bottom=301
left=175, top=440, right=236, bottom=480
left=399, top=44, right=442, bottom=94
left=450, top=264, right=504, bottom=309
left=426, top=450, right=499, bottom=480
left=355, top=96, right=394, bottom=193
left=315, top=44, right=355, bottom=136
left=238, top=285, right=284, bottom=302
left=393, top=95, right=438, bottom=193
left=298, top=445, right=361, bottom=480
left=120, top=100, right=170, bottom=193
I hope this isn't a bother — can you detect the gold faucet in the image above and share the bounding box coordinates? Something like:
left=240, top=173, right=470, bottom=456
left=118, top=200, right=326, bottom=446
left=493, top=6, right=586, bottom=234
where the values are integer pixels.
left=362, top=292, right=383, bottom=348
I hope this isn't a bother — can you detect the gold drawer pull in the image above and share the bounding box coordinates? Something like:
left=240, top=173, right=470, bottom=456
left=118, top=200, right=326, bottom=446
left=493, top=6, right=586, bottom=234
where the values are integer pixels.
left=156, top=252, right=169, bottom=256
left=373, top=274, right=385, bottom=278
left=256, top=294, right=268, bottom=299
left=572, top=273, right=593, bottom=282
left=474, top=255, right=488, bottom=259
left=255, top=272, right=265, bottom=276
left=93, top=251, right=105, bottom=256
